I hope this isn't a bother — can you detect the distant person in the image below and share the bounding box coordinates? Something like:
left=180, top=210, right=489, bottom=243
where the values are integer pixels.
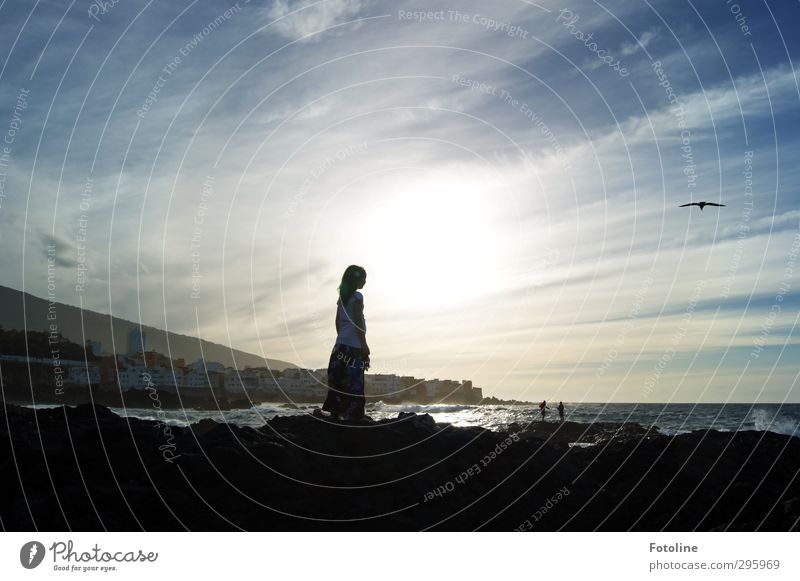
left=319, top=265, right=370, bottom=421
left=557, top=401, right=565, bottom=422
left=539, top=400, right=549, bottom=421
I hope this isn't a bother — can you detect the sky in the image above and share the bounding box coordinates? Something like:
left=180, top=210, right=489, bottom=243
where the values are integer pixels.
left=0, top=0, right=798, bottom=403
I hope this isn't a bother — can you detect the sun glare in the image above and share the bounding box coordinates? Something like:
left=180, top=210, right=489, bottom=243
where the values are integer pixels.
left=364, top=173, right=503, bottom=310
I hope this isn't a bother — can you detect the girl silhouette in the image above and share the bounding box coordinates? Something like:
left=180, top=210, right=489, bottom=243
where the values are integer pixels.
left=320, top=265, right=370, bottom=420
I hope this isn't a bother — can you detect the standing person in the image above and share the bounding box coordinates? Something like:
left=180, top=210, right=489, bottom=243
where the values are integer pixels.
left=557, top=401, right=565, bottom=422
left=320, top=265, right=370, bottom=421
left=539, top=400, right=549, bottom=421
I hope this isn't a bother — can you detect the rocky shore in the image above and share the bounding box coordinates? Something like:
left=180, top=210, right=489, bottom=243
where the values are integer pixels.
left=1, top=403, right=798, bottom=531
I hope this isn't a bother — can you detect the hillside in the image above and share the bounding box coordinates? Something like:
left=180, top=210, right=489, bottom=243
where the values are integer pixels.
left=0, top=285, right=297, bottom=371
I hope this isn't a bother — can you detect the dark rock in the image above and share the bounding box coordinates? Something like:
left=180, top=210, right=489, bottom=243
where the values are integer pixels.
left=1, top=403, right=798, bottom=531
left=65, top=402, right=118, bottom=420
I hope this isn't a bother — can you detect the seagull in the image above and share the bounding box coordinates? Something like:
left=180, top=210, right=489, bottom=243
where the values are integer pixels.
left=679, top=202, right=726, bottom=211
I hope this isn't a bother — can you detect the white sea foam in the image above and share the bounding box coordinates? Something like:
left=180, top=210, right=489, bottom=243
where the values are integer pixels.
left=369, top=402, right=476, bottom=414
left=751, top=409, right=800, bottom=437
left=96, top=403, right=800, bottom=440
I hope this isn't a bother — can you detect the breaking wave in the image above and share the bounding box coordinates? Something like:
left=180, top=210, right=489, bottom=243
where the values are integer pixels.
left=751, top=409, right=800, bottom=437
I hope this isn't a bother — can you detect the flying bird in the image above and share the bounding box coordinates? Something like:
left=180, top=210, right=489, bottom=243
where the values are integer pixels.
left=679, top=202, right=726, bottom=211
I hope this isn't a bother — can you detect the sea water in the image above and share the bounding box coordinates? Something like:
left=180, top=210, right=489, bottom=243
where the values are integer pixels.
left=94, top=402, right=800, bottom=437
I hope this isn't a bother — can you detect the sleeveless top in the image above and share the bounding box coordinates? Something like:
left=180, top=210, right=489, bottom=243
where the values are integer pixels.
left=336, top=291, right=365, bottom=348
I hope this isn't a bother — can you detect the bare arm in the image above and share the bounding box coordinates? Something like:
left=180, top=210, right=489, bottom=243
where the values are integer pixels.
left=354, top=299, right=369, bottom=354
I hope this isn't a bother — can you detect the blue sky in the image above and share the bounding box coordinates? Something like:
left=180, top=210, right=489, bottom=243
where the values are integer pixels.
left=0, top=0, right=798, bottom=402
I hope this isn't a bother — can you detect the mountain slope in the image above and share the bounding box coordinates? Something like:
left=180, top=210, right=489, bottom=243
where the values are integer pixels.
left=0, top=285, right=297, bottom=370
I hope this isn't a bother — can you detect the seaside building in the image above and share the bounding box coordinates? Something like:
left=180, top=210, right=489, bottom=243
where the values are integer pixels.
left=365, top=374, right=402, bottom=401
left=188, top=359, right=225, bottom=373
left=180, top=368, right=223, bottom=391
left=222, top=367, right=283, bottom=395
left=224, top=368, right=260, bottom=394
left=116, top=364, right=149, bottom=391
left=128, top=329, right=146, bottom=355
left=113, top=358, right=176, bottom=392
left=128, top=350, right=173, bottom=368
left=66, top=365, right=100, bottom=386
left=278, top=368, right=326, bottom=399
left=424, top=379, right=441, bottom=399
left=69, top=347, right=483, bottom=404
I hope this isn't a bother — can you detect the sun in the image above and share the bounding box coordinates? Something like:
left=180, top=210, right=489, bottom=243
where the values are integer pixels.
left=363, top=171, right=503, bottom=310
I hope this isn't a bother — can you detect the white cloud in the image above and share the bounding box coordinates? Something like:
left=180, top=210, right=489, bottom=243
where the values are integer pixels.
left=620, top=28, right=658, bottom=56
left=266, top=0, right=364, bottom=42
left=4, top=0, right=799, bottom=401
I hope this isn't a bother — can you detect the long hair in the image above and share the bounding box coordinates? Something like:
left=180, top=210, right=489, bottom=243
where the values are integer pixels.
left=337, top=265, right=366, bottom=306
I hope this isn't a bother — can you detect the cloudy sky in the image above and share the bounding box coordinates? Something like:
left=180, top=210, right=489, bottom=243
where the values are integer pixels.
left=1, top=0, right=798, bottom=402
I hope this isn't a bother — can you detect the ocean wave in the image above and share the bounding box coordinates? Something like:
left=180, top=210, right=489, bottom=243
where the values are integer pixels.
left=655, top=428, right=691, bottom=436
left=109, top=408, right=193, bottom=427
left=253, top=403, right=308, bottom=415
left=368, top=402, right=476, bottom=414
left=751, top=409, right=800, bottom=437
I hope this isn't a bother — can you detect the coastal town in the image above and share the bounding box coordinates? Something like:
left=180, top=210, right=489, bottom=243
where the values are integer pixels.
left=0, top=327, right=483, bottom=406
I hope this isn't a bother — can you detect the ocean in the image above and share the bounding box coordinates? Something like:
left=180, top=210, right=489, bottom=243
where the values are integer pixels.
left=86, top=402, right=800, bottom=438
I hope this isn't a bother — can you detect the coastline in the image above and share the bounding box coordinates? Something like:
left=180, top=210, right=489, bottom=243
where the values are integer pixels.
left=1, top=403, right=798, bottom=531
left=1, top=384, right=528, bottom=411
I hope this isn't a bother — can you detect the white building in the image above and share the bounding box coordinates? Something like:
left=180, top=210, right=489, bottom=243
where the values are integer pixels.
left=366, top=374, right=401, bottom=400
left=181, top=369, right=213, bottom=390
left=424, top=379, right=441, bottom=398
left=224, top=369, right=260, bottom=394
left=278, top=368, right=326, bottom=399
left=188, top=359, right=225, bottom=373
left=128, top=329, right=146, bottom=355
left=116, top=364, right=148, bottom=391
left=67, top=365, right=100, bottom=386
left=116, top=363, right=176, bottom=392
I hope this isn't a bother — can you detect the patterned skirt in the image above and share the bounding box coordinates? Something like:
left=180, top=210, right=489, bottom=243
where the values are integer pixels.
left=322, top=343, right=368, bottom=420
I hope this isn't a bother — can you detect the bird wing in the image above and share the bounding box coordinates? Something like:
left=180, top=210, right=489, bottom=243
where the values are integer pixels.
left=705, top=202, right=725, bottom=207
left=679, top=203, right=698, bottom=207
